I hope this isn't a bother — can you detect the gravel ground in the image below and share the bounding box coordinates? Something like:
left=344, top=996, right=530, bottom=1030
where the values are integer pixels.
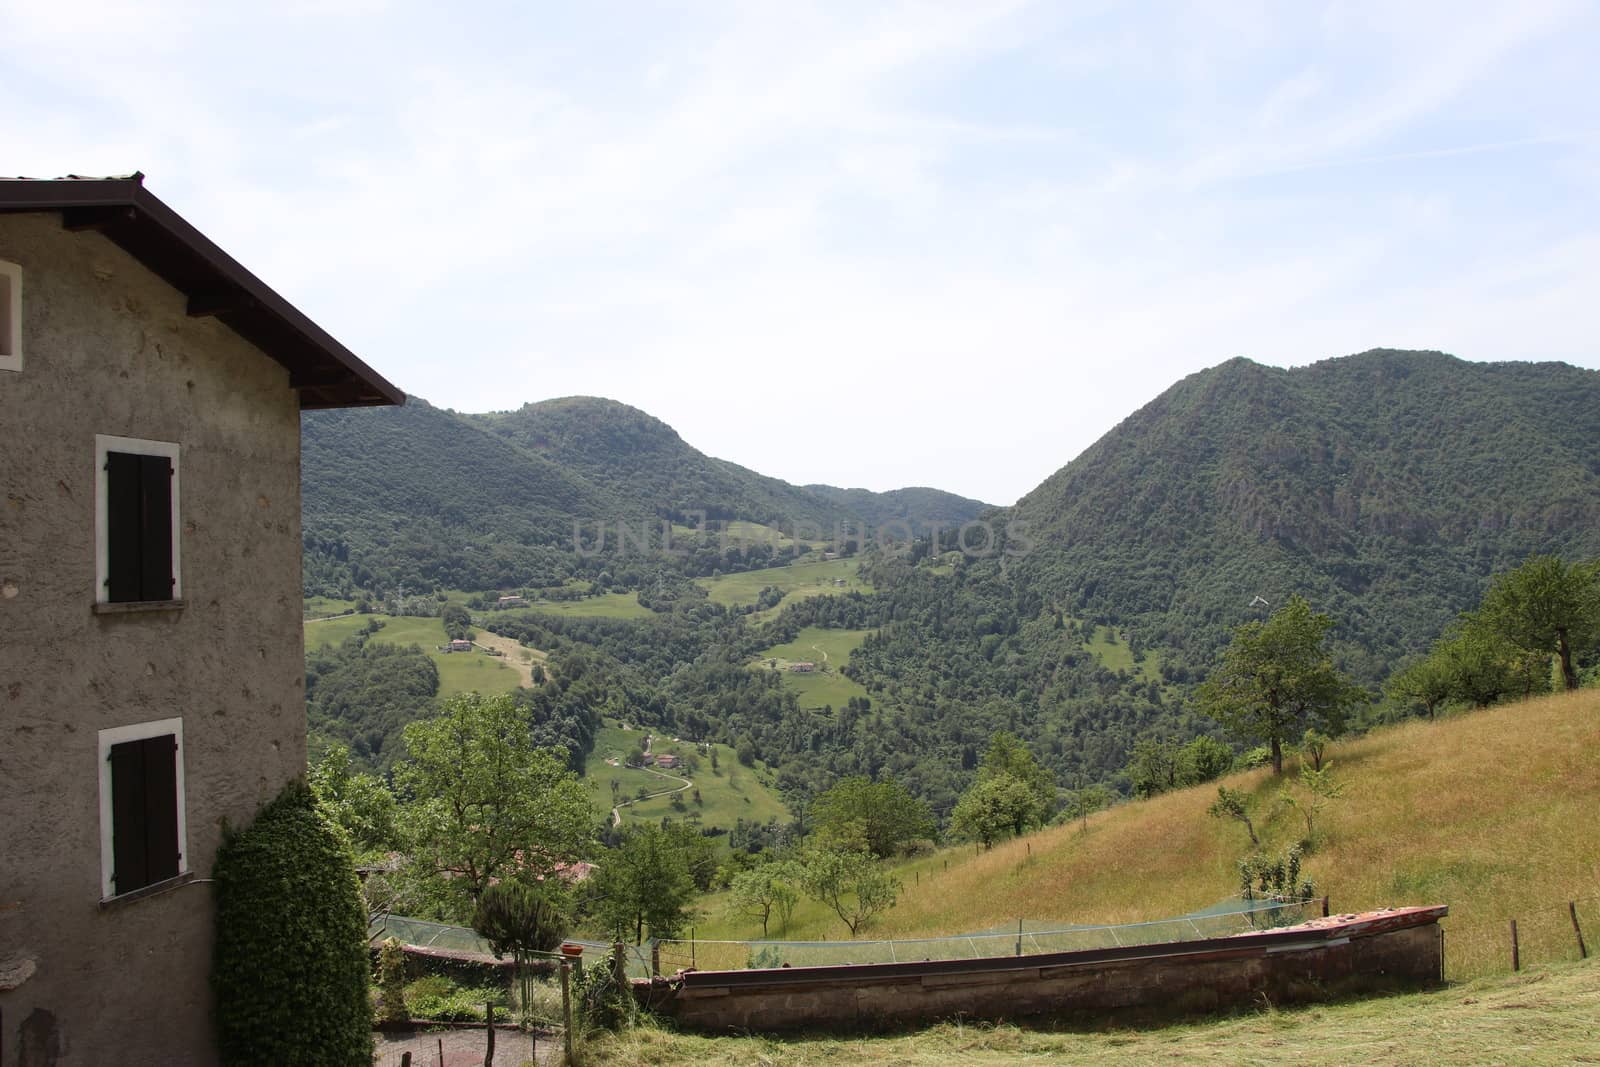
left=372, top=1026, right=562, bottom=1066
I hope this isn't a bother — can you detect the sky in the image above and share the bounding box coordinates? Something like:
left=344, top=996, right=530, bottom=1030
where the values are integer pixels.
left=5, top=1, right=1599, bottom=505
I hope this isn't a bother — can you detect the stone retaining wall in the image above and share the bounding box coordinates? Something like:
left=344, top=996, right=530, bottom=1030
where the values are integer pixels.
left=644, top=906, right=1447, bottom=1033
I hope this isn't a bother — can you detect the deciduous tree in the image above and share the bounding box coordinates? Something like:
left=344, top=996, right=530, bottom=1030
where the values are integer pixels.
left=1198, top=596, right=1363, bottom=774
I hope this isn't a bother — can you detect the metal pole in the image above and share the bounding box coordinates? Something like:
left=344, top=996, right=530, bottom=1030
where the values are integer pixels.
left=560, top=959, right=576, bottom=1066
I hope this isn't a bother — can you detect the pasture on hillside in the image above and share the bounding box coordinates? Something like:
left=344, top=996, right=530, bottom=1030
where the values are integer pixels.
left=699, top=557, right=871, bottom=618
left=495, top=591, right=654, bottom=620
left=754, top=626, right=873, bottom=710
left=701, top=690, right=1600, bottom=981
left=303, top=613, right=522, bottom=699
left=586, top=724, right=789, bottom=832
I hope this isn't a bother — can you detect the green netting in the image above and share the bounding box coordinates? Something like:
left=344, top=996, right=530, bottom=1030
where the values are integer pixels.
left=654, top=897, right=1317, bottom=973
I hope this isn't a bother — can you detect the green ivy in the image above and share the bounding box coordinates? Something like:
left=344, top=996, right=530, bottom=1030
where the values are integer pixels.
left=211, top=781, right=372, bottom=1065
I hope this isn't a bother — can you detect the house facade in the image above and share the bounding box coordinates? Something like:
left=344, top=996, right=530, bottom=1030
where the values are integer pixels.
left=0, top=176, right=402, bottom=1066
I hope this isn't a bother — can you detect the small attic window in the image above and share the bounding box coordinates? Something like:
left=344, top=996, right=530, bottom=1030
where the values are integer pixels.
left=0, top=260, right=19, bottom=372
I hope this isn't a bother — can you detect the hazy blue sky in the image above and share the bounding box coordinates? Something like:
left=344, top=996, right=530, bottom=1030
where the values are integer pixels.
left=6, top=1, right=1598, bottom=503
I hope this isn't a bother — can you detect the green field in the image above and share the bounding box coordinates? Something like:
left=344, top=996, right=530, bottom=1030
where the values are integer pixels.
left=584, top=724, right=789, bottom=831
left=755, top=626, right=873, bottom=710
left=1078, top=621, right=1162, bottom=683
left=700, top=558, right=871, bottom=618
left=304, top=596, right=360, bottom=619
left=303, top=613, right=521, bottom=699
left=585, top=960, right=1600, bottom=1066
left=498, top=592, right=654, bottom=620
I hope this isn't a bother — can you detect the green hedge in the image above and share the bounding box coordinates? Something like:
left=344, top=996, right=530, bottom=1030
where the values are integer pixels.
left=211, top=781, right=372, bottom=1065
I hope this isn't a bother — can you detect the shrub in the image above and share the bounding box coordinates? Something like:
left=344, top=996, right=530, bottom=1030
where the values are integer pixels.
left=404, top=976, right=505, bottom=1022
left=211, top=781, right=372, bottom=1066
left=377, top=938, right=408, bottom=1024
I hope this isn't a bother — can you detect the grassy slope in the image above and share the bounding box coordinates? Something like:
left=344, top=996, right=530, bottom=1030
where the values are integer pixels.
left=707, top=690, right=1600, bottom=979
left=754, top=626, right=873, bottom=709
left=303, top=613, right=522, bottom=699
left=699, top=558, right=871, bottom=617
left=498, top=592, right=654, bottom=619
left=585, top=726, right=789, bottom=830
left=589, top=960, right=1600, bottom=1066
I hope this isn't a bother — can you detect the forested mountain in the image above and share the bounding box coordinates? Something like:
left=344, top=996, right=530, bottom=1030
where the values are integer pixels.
left=302, top=396, right=989, bottom=594
left=302, top=350, right=1600, bottom=806
left=1007, top=350, right=1600, bottom=679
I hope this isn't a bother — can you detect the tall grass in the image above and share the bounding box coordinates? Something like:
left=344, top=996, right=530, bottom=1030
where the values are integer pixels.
left=710, top=690, right=1600, bottom=980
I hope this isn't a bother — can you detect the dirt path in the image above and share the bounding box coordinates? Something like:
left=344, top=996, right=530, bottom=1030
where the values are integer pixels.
left=610, top=765, right=693, bottom=827
left=470, top=629, right=548, bottom=688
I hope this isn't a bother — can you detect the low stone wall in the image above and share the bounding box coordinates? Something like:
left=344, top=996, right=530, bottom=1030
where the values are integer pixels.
left=644, top=906, right=1447, bottom=1033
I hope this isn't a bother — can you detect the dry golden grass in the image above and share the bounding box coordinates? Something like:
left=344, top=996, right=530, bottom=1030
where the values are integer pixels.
left=586, top=959, right=1600, bottom=1066
left=704, top=689, right=1600, bottom=979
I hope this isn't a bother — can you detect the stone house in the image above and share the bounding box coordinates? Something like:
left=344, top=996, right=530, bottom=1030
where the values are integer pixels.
left=0, top=174, right=403, bottom=1066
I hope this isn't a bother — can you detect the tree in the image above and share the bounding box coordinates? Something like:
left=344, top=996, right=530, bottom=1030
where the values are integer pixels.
left=588, top=824, right=695, bottom=943
left=1207, top=786, right=1259, bottom=847
left=1065, top=781, right=1114, bottom=833
left=1475, top=555, right=1600, bottom=691
left=473, top=880, right=567, bottom=1014
left=1385, top=654, right=1454, bottom=719
left=441, top=602, right=473, bottom=641
left=728, top=862, right=800, bottom=938
left=799, top=848, right=900, bottom=937
left=1126, top=738, right=1181, bottom=798
left=811, top=776, right=933, bottom=859
left=973, top=732, right=1057, bottom=830
left=1278, top=763, right=1345, bottom=849
left=950, top=774, right=1035, bottom=848
left=1198, top=596, right=1363, bottom=774
left=1429, top=620, right=1548, bottom=709
left=308, top=741, right=398, bottom=857
left=395, top=693, right=592, bottom=919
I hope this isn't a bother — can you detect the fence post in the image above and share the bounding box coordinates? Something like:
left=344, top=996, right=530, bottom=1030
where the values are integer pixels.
left=1571, top=902, right=1589, bottom=960
left=1015, top=918, right=1023, bottom=956
left=612, top=941, right=627, bottom=991
left=651, top=939, right=661, bottom=977
left=1510, top=919, right=1520, bottom=972
left=691, top=927, right=696, bottom=969
left=438, top=1037, right=444, bottom=1067
left=559, top=959, right=576, bottom=1067
left=400, top=1054, right=411, bottom=1067
left=1321, top=896, right=1329, bottom=918
left=484, top=1002, right=495, bottom=1066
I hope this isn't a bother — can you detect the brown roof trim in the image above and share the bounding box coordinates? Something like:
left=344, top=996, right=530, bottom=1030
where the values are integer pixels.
left=0, top=174, right=404, bottom=409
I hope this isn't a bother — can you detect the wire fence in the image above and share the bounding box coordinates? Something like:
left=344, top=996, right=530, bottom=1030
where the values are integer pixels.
left=654, top=896, right=1317, bottom=975
left=1440, top=894, right=1596, bottom=981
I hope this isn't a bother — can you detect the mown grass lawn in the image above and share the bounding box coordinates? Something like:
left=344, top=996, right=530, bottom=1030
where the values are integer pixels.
left=585, top=959, right=1600, bottom=1066
left=303, top=612, right=520, bottom=698
left=754, top=626, right=873, bottom=710
left=699, top=558, right=871, bottom=616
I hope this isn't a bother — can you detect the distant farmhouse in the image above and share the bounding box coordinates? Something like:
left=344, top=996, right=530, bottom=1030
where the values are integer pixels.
left=654, top=753, right=680, bottom=769
left=496, top=594, right=528, bottom=608
left=0, top=174, right=403, bottom=1064
left=447, top=638, right=474, bottom=652
left=789, top=661, right=816, bottom=673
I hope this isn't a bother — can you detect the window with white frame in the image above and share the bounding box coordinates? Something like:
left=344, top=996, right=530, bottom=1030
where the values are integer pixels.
left=0, top=259, right=19, bottom=372
left=95, top=435, right=181, bottom=604
left=98, top=717, right=188, bottom=899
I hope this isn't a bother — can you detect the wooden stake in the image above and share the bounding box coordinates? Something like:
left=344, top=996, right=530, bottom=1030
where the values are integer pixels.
left=438, top=1037, right=444, bottom=1067
left=1571, top=902, right=1588, bottom=960
left=400, top=1054, right=411, bottom=1067
left=1510, top=919, right=1521, bottom=972
left=484, top=1002, right=495, bottom=1066
left=1321, top=896, right=1330, bottom=918
left=651, top=939, right=661, bottom=977
left=560, top=959, right=576, bottom=1067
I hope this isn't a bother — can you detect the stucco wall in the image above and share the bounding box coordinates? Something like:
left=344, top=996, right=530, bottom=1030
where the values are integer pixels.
left=0, top=212, right=306, bottom=1066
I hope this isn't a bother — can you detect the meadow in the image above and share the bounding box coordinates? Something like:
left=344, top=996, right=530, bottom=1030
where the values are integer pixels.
left=754, top=626, right=874, bottom=710
left=699, top=557, right=871, bottom=617
left=303, top=613, right=522, bottom=699
left=585, top=725, right=789, bottom=831
left=586, top=960, right=1600, bottom=1066
left=699, top=689, right=1600, bottom=981
left=496, top=592, right=654, bottom=620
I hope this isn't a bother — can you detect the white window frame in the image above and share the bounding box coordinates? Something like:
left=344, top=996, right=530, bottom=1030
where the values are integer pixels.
left=97, top=716, right=189, bottom=901
left=95, top=435, right=182, bottom=604
left=0, top=259, right=20, bottom=372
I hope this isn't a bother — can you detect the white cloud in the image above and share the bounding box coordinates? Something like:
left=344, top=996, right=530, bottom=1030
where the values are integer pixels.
left=3, top=0, right=1598, bottom=502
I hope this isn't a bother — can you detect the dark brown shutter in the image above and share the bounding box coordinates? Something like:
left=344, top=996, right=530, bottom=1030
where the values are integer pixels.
left=137, top=454, right=173, bottom=601
left=109, top=734, right=180, bottom=894
left=105, top=452, right=143, bottom=603
left=110, top=739, right=150, bottom=893
left=141, top=736, right=180, bottom=883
